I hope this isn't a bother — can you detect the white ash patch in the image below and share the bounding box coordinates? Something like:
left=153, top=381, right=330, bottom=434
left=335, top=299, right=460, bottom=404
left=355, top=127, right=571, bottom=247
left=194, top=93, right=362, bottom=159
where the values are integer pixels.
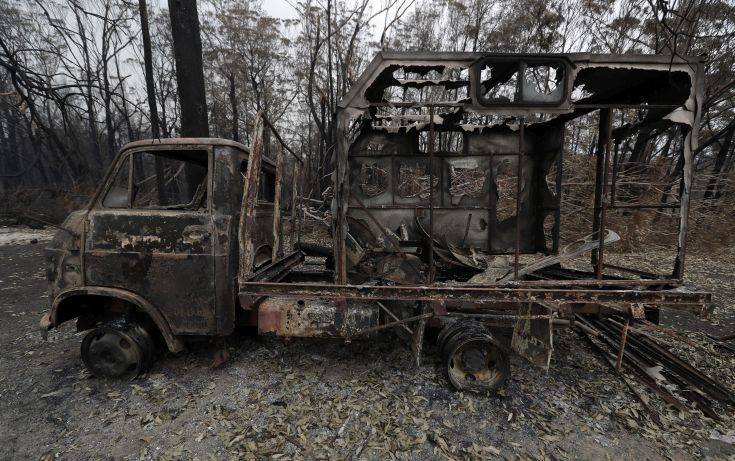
left=0, top=226, right=57, bottom=246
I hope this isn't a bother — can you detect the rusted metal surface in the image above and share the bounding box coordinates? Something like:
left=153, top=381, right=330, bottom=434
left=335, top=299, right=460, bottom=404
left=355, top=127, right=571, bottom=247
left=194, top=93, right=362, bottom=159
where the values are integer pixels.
left=42, top=137, right=276, bottom=349
left=239, top=250, right=305, bottom=310
left=336, top=51, right=703, bottom=286
left=438, top=320, right=510, bottom=392
left=334, top=111, right=349, bottom=284
left=615, top=317, right=629, bottom=372
left=574, top=323, right=664, bottom=427
left=511, top=303, right=554, bottom=369
left=411, top=303, right=431, bottom=366
left=291, top=160, right=301, bottom=245
left=238, top=112, right=265, bottom=285
left=272, top=143, right=284, bottom=262
left=353, top=312, right=433, bottom=336
left=239, top=281, right=711, bottom=313
left=258, top=297, right=378, bottom=338
left=427, top=106, right=436, bottom=283
left=514, top=119, right=524, bottom=278
left=576, top=315, right=734, bottom=420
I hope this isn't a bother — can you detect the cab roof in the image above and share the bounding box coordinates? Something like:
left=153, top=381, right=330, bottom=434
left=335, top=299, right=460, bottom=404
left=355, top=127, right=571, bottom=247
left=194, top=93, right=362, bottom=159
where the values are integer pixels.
left=120, top=137, right=276, bottom=168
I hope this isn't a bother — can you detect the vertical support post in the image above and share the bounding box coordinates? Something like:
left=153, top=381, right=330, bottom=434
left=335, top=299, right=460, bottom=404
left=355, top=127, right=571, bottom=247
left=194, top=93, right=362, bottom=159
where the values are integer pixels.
left=552, top=126, right=565, bottom=255
left=411, top=302, right=430, bottom=367
left=673, top=62, right=702, bottom=280
left=487, top=128, right=495, bottom=253
left=428, top=106, right=436, bottom=283
left=333, top=111, right=349, bottom=284
left=514, top=119, right=525, bottom=279
left=291, top=159, right=301, bottom=248
left=591, top=109, right=612, bottom=272
left=411, top=106, right=437, bottom=364
left=461, top=213, right=472, bottom=248
left=610, top=139, right=620, bottom=207
left=238, top=111, right=265, bottom=287
left=596, top=115, right=613, bottom=279
left=673, top=125, right=693, bottom=279
left=271, top=143, right=284, bottom=262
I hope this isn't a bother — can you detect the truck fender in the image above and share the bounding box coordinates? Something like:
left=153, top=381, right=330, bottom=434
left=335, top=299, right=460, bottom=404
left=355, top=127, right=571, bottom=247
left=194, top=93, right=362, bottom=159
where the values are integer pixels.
left=49, top=287, right=185, bottom=353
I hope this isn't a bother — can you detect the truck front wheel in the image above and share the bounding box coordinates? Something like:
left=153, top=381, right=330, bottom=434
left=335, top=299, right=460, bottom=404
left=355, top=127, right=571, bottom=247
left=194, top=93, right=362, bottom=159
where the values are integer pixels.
left=81, top=320, right=155, bottom=380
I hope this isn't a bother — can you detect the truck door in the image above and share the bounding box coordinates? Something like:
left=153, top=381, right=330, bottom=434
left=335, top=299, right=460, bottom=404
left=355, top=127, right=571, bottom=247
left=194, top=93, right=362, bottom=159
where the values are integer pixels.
left=84, top=147, right=217, bottom=335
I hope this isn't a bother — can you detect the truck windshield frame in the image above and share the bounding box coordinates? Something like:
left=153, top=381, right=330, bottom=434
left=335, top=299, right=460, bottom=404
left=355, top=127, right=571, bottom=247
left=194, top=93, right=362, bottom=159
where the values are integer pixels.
left=97, top=147, right=212, bottom=212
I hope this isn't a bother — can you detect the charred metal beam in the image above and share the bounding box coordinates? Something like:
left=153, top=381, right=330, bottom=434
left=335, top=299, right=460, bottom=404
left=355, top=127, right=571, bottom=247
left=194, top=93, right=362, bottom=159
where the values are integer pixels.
left=575, top=324, right=663, bottom=427
left=238, top=111, right=265, bottom=286
left=601, top=318, right=734, bottom=404
left=591, top=108, right=613, bottom=276
left=552, top=128, right=564, bottom=254
left=238, top=282, right=710, bottom=312
left=272, top=143, right=284, bottom=261
left=514, top=119, right=525, bottom=278
left=576, top=316, right=688, bottom=411
left=587, top=317, right=725, bottom=419
left=353, top=312, right=434, bottom=336
left=240, top=250, right=305, bottom=310
left=428, top=105, right=436, bottom=283
left=334, top=111, right=349, bottom=284
left=291, top=160, right=302, bottom=246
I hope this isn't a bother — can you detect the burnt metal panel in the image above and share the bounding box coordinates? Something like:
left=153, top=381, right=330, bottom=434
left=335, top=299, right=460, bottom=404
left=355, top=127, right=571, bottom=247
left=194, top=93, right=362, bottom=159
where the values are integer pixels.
left=84, top=210, right=217, bottom=335
left=258, top=297, right=379, bottom=337
left=240, top=281, right=711, bottom=315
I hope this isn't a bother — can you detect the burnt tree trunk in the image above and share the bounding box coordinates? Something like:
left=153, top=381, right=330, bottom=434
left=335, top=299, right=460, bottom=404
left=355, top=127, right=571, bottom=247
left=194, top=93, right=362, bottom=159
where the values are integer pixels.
left=228, top=72, right=239, bottom=142
left=168, top=0, right=209, bottom=138
left=139, top=0, right=160, bottom=139
left=115, top=55, right=135, bottom=142
left=74, top=9, right=103, bottom=171
left=102, top=40, right=116, bottom=160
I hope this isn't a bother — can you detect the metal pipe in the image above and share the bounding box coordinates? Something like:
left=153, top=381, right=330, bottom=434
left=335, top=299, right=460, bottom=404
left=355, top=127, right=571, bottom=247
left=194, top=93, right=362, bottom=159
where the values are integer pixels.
left=353, top=312, right=434, bottom=336
left=461, top=213, right=472, bottom=247
left=514, top=119, right=525, bottom=278
left=428, top=105, right=436, bottom=283
left=591, top=108, right=612, bottom=273
left=610, top=140, right=620, bottom=207
left=445, top=312, right=555, bottom=320
left=596, top=111, right=613, bottom=279
left=377, top=301, right=413, bottom=334
left=552, top=127, right=565, bottom=254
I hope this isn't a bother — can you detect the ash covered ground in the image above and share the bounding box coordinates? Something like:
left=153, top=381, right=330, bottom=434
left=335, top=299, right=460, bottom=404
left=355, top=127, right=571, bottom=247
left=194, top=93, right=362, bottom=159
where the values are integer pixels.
left=1, top=230, right=734, bottom=460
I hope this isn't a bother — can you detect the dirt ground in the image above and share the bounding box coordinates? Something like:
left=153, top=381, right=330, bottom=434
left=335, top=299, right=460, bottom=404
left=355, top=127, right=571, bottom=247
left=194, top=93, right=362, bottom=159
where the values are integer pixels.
left=1, top=230, right=734, bottom=460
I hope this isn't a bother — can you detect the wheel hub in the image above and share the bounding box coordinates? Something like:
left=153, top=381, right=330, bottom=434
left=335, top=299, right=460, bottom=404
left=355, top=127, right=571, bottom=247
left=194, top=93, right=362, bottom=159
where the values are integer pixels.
left=439, top=320, right=510, bottom=392
left=81, top=321, right=154, bottom=380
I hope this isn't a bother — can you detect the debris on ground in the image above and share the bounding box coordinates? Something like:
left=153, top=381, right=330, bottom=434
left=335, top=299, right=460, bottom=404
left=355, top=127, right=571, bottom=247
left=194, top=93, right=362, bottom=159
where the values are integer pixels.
left=1, top=241, right=734, bottom=459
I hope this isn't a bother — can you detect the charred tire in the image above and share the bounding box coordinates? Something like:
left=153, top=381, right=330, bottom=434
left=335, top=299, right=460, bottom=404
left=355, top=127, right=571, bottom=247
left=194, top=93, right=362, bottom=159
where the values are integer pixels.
left=81, top=320, right=155, bottom=380
left=439, top=321, right=510, bottom=392
left=437, top=320, right=486, bottom=353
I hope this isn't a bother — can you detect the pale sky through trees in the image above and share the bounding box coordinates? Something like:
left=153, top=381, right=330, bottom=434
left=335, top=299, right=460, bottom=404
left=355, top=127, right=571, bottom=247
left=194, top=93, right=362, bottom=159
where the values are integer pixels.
left=0, top=0, right=733, bottom=205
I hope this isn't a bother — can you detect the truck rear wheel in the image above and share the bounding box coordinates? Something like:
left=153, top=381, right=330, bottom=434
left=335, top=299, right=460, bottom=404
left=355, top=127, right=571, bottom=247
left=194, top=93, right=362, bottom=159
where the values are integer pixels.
left=81, top=320, right=155, bottom=380
left=439, top=320, right=510, bottom=392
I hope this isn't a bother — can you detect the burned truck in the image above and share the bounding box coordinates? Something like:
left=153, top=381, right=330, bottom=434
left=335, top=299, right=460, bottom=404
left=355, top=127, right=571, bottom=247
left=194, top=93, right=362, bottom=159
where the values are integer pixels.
left=40, top=52, right=712, bottom=392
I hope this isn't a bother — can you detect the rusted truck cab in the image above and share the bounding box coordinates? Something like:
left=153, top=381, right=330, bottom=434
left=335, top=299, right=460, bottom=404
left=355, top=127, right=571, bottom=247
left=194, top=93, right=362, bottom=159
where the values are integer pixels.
left=40, top=138, right=276, bottom=378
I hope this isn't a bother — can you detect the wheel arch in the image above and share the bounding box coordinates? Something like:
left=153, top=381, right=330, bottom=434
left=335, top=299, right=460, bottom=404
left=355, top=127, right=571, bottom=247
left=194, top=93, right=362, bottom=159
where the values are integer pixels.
left=51, top=287, right=184, bottom=353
